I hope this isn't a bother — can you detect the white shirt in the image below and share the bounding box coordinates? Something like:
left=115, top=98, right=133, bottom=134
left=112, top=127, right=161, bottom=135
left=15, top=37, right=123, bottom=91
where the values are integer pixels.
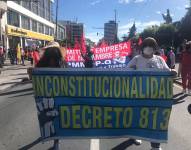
left=127, top=55, right=170, bottom=71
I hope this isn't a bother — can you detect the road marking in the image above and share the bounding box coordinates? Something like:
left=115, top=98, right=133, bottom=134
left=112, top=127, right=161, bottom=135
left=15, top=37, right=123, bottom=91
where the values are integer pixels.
left=90, top=139, right=100, bottom=150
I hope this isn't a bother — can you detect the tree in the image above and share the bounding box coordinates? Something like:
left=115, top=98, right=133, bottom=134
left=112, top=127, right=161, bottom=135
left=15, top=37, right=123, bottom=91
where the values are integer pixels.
left=140, top=25, right=158, bottom=39
left=156, top=24, right=176, bottom=47
left=179, top=9, right=191, bottom=41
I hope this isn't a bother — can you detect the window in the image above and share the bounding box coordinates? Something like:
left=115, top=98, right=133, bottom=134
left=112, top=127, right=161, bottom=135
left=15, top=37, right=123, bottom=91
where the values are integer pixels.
left=31, top=2, right=38, bottom=15
left=38, top=23, right=44, bottom=33
left=58, top=27, right=65, bottom=40
left=7, top=9, right=20, bottom=27
left=22, top=1, right=31, bottom=10
left=45, top=26, right=49, bottom=35
left=38, top=0, right=44, bottom=18
left=14, top=1, right=20, bottom=5
left=50, top=28, right=54, bottom=36
left=32, top=20, right=37, bottom=32
left=50, top=1, right=54, bottom=22
left=21, top=15, right=30, bottom=30
left=44, top=0, right=51, bottom=21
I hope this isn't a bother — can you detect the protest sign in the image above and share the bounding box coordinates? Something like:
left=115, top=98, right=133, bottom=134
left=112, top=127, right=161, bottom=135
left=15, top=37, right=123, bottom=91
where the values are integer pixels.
left=92, top=41, right=131, bottom=61
left=66, top=41, right=132, bottom=68
left=32, top=68, right=173, bottom=143
left=94, top=57, right=131, bottom=68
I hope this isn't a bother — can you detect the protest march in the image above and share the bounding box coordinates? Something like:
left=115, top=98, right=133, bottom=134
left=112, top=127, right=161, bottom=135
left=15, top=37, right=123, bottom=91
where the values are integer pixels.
left=1, top=1, right=191, bottom=150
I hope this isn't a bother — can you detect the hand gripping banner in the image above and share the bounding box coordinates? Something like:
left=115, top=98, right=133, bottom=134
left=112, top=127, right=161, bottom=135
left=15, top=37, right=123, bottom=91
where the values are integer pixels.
left=32, top=68, right=173, bottom=143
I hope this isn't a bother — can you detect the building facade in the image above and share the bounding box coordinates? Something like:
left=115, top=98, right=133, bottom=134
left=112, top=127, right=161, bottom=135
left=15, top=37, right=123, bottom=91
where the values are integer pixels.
left=104, top=20, right=118, bottom=45
left=55, top=23, right=66, bottom=42
left=4, top=0, right=54, bottom=50
left=0, top=1, right=7, bottom=48
left=59, top=21, right=84, bottom=43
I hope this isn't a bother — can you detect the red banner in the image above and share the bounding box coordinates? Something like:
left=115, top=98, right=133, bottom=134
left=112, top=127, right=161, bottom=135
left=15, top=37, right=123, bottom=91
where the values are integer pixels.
left=92, top=41, right=132, bottom=61
left=65, top=49, right=83, bottom=62
left=65, top=41, right=132, bottom=62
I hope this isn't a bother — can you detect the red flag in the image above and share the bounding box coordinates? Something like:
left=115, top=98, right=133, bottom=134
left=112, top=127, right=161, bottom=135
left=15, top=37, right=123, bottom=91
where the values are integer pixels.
left=74, top=38, right=80, bottom=49
left=81, top=34, right=86, bottom=54
left=100, top=40, right=108, bottom=47
left=33, top=51, right=40, bottom=65
left=138, top=37, right=143, bottom=45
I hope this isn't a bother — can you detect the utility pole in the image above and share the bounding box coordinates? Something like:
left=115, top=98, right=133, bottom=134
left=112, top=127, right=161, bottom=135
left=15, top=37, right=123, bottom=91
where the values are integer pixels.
left=55, top=0, right=59, bottom=41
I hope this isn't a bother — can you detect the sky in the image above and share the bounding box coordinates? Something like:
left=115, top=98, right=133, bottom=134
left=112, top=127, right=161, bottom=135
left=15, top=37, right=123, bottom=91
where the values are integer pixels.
left=53, top=0, right=189, bottom=43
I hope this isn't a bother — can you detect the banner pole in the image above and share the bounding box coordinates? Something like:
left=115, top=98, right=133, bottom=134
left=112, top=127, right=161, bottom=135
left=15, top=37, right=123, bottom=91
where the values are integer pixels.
left=53, top=139, right=59, bottom=150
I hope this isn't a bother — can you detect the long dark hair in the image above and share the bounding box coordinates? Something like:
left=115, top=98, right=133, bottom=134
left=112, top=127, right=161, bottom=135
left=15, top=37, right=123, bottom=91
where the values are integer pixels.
left=36, top=47, right=63, bottom=68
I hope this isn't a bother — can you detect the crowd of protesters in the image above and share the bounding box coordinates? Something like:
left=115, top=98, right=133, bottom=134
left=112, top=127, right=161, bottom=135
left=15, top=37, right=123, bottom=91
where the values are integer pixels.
left=7, top=46, right=41, bottom=66
left=25, top=37, right=191, bottom=150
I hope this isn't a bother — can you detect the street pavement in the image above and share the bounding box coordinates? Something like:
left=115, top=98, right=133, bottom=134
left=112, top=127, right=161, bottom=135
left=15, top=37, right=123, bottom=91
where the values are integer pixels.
left=0, top=82, right=190, bottom=150
left=0, top=60, right=31, bottom=91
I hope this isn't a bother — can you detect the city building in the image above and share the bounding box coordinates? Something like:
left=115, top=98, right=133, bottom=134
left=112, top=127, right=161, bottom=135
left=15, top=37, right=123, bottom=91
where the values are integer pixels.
left=0, top=1, right=7, bottom=48
left=55, top=23, right=66, bottom=42
left=104, top=20, right=118, bottom=45
left=59, top=21, right=84, bottom=43
left=3, top=0, right=55, bottom=50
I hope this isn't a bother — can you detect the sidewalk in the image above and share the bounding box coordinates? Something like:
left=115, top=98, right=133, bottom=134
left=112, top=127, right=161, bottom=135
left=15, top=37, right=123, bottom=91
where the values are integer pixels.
left=0, top=59, right=31, bottom=72
left=0, top=59, right=31, bottom=92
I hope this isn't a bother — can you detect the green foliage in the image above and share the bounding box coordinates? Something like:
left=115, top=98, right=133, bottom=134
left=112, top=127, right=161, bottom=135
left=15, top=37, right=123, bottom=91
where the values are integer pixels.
left=140, top=24, right=177, bottom=47
left=179, top=9, right=191, bottom=41
left=156, top=24, right=176, bottom=46
left=140, top=25, right=158, bottom=39
left=136, top=8, right=191, bottom=48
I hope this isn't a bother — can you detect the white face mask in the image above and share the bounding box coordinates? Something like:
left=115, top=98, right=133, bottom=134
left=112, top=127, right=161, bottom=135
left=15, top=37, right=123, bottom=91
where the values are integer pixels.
left=143, top=47, right=154, bottom=56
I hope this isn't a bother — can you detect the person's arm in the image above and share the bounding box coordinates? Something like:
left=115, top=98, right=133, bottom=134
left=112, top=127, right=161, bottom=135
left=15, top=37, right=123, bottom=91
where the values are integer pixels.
left=159, top=56, right=177, bottom=76
left=127, top=56, right=137, bottom=69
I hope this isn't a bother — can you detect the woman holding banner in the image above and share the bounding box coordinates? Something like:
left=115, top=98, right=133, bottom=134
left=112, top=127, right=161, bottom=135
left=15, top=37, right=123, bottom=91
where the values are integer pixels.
left=36, top=42, right=67, bottom=68
left=28, top=42, right=67, bottom=80
left=127, top=37, right=176, bottom=150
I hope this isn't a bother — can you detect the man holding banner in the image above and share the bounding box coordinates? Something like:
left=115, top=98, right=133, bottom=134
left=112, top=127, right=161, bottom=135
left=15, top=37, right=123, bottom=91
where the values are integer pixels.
left=127, top=37, right=177, bottom=150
